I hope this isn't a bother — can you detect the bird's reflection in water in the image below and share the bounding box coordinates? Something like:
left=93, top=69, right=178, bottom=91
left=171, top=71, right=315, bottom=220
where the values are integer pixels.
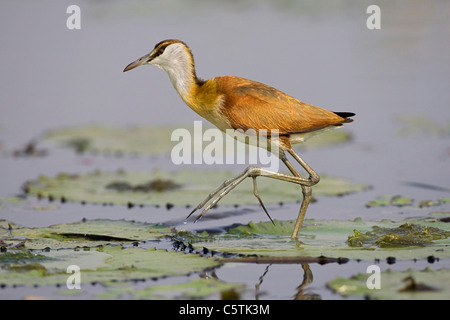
left=254, top=263, right=321, bottom=300
left=200, top=261, right=323, bottom=299
left=294, top=264, right=321, bottom=300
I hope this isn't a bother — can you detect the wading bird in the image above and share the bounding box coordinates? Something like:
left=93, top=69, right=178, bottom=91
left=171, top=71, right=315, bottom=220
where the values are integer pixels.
left=124, top=39, right=354, bottom=239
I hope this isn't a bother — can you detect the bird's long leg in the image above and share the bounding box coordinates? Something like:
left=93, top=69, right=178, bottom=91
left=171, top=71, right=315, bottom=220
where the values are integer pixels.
left=188, top=165, right=282, bottom=223
left=192, top=169, right=252, bottom=222
left=252, top=176, right=274, bottom=224
left=186, top=149, right=319, bottom=239
left=187, top=166, right=278, bottom=224
left=185, top=169, right=251, bottom=221
left=279, top=150, right=316, bottom=240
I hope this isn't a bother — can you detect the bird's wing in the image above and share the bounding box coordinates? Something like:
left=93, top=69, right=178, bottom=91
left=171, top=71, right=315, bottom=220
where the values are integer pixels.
left=214, top=76, right=347, bottom=135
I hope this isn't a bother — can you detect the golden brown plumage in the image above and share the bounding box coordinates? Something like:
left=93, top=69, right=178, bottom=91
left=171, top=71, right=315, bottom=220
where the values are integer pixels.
left=186, top=75, right=353, bottom=150
left=214, top=76, right=348, bottom=132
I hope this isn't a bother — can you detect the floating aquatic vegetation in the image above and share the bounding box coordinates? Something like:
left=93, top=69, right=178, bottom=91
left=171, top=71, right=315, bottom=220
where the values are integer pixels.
left=420, top=198, right=450, bottom=208
left=0, top=196, right=25, bottom=209
left=1, top=214, right=448, bottom=297
left=327, top=268, right=449, bottom=300
left=0, top=250, right=48, bottom=264
left=97, top=278, right=244, bottom=300
left=1, top=219, right=172, bottom=250
left=22, top=169, right=370, bottom=207
left=0, top=245, right=221, bottom=288
left=428, top=211, right=450, bottom=223
left=12, top=141, right=47, bottom=157
left=41, top=124, right=354, bottom=156
left=180, top=217, right=450, bottom=261
left=397, top=114, right=450, bottom=138
left=0, top=218, right=223, bottom=290
left=42, top=124, right=174, bottom=155
left=347, top=223, right=450, bottom=248
left=105, top=178, right=182, bottom=193
left=366, top=195, right=450, bottom=208
left=366, top=195, right=413, bottom=208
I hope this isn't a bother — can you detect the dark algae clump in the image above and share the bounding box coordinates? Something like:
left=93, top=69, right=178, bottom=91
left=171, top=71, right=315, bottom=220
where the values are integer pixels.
left=348, top=223, right=450, bottom=248
left=106, top=178, right=182, bottom=192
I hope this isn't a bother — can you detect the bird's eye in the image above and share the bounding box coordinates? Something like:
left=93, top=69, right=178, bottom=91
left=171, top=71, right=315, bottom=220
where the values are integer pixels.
left=157, top=47, right=165, bottom=56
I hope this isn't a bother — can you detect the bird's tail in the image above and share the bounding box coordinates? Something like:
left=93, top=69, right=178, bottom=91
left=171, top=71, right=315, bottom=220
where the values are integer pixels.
left=334, top=112, right=355, bottom=123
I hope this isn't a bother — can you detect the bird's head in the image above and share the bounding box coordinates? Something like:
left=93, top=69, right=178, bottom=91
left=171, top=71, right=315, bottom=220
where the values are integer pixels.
left=123, top=39, right=193, bottom=73
left=123, top=39, right=203, bottom=96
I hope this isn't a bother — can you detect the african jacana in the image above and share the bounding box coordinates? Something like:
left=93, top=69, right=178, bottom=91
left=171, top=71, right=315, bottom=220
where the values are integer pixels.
left=124, top=39, right=354, bottom=240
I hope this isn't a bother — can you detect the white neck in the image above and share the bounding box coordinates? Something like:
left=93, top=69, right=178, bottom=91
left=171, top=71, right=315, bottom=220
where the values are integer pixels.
left=151, top=43, right=195, bottom=97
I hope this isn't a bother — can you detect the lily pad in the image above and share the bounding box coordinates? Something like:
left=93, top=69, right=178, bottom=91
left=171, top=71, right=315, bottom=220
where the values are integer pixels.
left=328, top=267, right=450, bottom=300
left=42, top=124, right=176, bottom=155
left=366, top=195, right=450, bottom=209
left=0, top=219, right=222, bottom=289
left=23, top=169, right=370, bottom=207
left=0, top=250, right=48, bottom=264
left=180, top=217, right=450, bottom=261
left=97, top=278, right=244, bottom=300
left=0, top=245, right=221, bottom=288
left=2, top=219, right=172, bottom=250
left=420, top=198, right=450, bottom=208
left=366, top=195, right=414, bottom=208
left=302, top=129, right=353, bottom=149
left=429, top=212, right=450, bottom=223
left=0, top=196, right=25, bottom=209
left=42, top=124, right=354, bottom=155
left=397, top=115, right=450, bottom=138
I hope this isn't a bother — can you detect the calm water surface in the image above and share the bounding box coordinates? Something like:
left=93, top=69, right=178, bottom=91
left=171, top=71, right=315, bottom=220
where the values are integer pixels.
left=0, top=0, right=449, bottom=300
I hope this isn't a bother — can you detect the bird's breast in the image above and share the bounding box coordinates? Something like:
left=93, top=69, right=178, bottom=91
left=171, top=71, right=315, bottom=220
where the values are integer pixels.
left=181, top=80, right=232, bottom=132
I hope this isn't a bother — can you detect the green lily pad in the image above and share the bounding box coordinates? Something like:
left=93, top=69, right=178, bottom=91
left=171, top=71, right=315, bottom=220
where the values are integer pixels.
left=0, top=245, right=221, bottom=288
left=97, top=278, right=244, bottom=300
left=0, top=250, right=48, bottom=264
left=397, top=115, right=450, bottom=138
left=0, top=249, right=110, bottom=287
left=420, top=198, right=450, bottom=208
left=1, top=219, right=222, bottom=289
left=328, top=267, right=450, bottom=300
left=429, top=212, right=450, bottom=224
left=42, top=124, right=176, bottom=155
left=42, top=124, right=353, bottom=155
left=301, top=129, right=353, bottom=149
left=181, top=217, right=450, bottom=261
left=366, top=195, right=414, bottom=208
left=97, top=246, right=221, bottom=282
left=0, top=196, right=25, bottom=209
left=23, top=169, right=370, bottom=207
left=366, top=195, right=450, bottom=209
left=2, top=219, right=172, bottom=250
